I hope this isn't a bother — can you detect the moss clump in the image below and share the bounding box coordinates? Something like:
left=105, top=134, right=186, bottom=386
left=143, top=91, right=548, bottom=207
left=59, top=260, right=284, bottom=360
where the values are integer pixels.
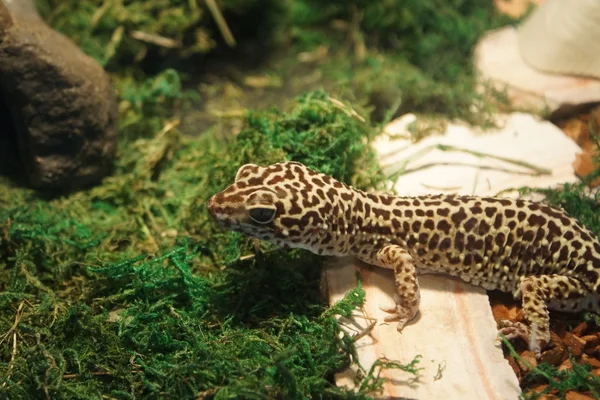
left=290, top=0, right=515, bottom=126
left=293, top=0, right=515, bottom=82
left=0, top=86, right=418, bottom=398
left=34, top=0, right=287, bottom=68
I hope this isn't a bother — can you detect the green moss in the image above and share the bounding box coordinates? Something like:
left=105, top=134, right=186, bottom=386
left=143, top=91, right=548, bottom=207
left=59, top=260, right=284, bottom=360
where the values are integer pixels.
left=293, top=0, right=516, bottom=82
left=288, top=0, right=516, bottom=128
left=0, top=83, right=421, bottom=398
left=34, top=0, right=288, bottom=68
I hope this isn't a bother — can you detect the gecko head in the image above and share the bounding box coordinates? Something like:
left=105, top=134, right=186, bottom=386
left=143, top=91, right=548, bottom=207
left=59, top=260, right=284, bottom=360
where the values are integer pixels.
left=206, top=161, right=330, bottom=248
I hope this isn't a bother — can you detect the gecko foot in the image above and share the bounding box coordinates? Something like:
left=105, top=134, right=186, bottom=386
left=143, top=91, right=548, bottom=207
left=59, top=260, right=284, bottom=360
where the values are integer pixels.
left=378, top=294, right=416, bottom=332
left=498, top=320, right=544, bottom=358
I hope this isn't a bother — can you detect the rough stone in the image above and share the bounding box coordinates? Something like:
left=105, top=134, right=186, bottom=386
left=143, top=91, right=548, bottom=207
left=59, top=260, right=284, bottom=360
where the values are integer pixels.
left=0, top=0, right=118, bottom=190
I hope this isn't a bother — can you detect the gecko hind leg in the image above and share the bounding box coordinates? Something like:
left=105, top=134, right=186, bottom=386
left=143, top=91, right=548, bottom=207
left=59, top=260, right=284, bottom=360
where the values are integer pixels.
left=499, top=274, right=590, bottom=357
left=359, top=245, right=420, bottom=332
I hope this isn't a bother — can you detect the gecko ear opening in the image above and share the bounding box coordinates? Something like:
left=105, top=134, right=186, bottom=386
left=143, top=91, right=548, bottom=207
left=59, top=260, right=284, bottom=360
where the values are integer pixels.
left=247, top=205, right=277, bottom=224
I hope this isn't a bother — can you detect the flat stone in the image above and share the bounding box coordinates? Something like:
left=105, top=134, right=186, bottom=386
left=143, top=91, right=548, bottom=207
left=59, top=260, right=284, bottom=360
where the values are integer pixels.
left=474, top=26, right=600, bottom=114
left=0, top=0, right=118, bottom=190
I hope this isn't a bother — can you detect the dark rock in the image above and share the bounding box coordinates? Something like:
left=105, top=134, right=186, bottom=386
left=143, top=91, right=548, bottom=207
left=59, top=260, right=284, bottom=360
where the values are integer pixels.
left=0, top=0, right=118, bottom=191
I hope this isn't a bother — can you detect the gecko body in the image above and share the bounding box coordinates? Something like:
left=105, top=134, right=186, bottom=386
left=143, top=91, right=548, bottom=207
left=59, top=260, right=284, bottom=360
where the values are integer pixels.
left=207, top=161, right=600, bottom=355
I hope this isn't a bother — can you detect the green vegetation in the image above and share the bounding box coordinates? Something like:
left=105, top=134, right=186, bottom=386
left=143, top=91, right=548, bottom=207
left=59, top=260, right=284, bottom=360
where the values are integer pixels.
left=34, top=0, right=287, bottom=68
left=502, top=336, right=600, bottom=399
left=0, top=82, right=414, bottom=397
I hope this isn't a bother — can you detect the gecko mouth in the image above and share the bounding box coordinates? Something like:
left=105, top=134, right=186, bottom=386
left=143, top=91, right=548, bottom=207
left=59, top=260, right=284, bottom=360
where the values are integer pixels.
left=206, top=195, right=234, bottom=225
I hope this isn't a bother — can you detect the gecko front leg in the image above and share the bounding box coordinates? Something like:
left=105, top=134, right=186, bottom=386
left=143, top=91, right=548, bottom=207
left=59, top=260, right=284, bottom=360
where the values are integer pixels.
left=359, top=245, right=420, bottom=331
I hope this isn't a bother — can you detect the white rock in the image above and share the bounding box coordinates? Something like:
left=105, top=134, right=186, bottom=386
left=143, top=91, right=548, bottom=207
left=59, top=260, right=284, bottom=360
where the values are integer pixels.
left=474, top=26, right=600, bottom=112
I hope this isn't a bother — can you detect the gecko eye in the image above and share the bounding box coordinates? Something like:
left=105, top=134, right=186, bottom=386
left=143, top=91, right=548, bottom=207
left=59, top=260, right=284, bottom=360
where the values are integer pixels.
left=247, top=205, right=277, bottom=224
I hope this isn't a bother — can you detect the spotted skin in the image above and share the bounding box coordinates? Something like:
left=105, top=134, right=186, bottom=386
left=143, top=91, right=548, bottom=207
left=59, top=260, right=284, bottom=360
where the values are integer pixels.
left=207, top=161, right=600, bottom=355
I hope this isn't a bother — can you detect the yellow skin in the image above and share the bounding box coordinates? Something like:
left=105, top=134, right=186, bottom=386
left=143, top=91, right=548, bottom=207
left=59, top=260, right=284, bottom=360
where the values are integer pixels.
left=207, top=161, right=600, bottom=356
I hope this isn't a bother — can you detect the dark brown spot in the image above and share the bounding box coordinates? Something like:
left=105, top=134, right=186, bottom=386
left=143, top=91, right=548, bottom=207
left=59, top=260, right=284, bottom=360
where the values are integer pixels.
left=318, top=203, right=332, bottom=215
left=407, top=236, right=417, bottom=247
left=495, top=232, right=505, bottom=247
left=437, top=208, right=450, bottom=217
left=478, top=221, right=491, bottom=235
left=326, top=188, right=337, bottom=202
left=503, top=209, right=516, bottom=219
left=437, top=220, right=452, bottom=235
left=341, top=192, right=353, bottom=202
left=464, top=254, right=473, bottom=265
left=448, top=255, right=461, bottom=265
left=455, top=232, right=465, bottom=251
left=559, top=216, right=572, bottom=226
left=494, top=214, right=503, bottom=229
left=429, top=234, right=440, bottom=250
left=463, top=217, right=478, bottom=233
left=424, top=220, right=435, bottom=230
left=439, top=238, right=452, bottom=251
left=373, top=208, right=391, bottom=220
left=523, top=231, right=535, bottom=242
left=558, top=246, right=569, bottom=263
left=451, top=208, right=468, bottom=226
left=485, top=207, right=498, bottom=217
left=355, top=198, right=364, bottom=213
left=380, top=196, right=394, bottom=206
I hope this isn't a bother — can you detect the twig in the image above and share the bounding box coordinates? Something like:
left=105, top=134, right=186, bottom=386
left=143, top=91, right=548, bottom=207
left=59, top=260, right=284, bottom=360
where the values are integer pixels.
left=0, top=301, right=24, bottom=344
left=352, top=319, right=377, bottom=342
left=348, top=4, right=366, bottom=62
left=90, top=0, right=111, bottom=28
left=387, top=143, right=552, bottom=184
left=63, top=371, right=114, bottom=379
left=420, top=183, right=462, bottom=191
left=436, top=144, right=552, bottom=175
left=237, top=248, right=280, bottom=262
left=327, top=96, right=366, bottom=123
left=205, top=0, right=236, bottom=47
left=136, top=215, right=159, bottom=253
left=130, top=31, right=181, bottom=48
left=0, top=302, right=23, bottom=388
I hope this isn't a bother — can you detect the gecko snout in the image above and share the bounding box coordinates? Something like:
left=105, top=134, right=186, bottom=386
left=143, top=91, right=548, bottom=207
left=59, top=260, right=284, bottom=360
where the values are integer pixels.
left=206, top=195, right=220, bottom=219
